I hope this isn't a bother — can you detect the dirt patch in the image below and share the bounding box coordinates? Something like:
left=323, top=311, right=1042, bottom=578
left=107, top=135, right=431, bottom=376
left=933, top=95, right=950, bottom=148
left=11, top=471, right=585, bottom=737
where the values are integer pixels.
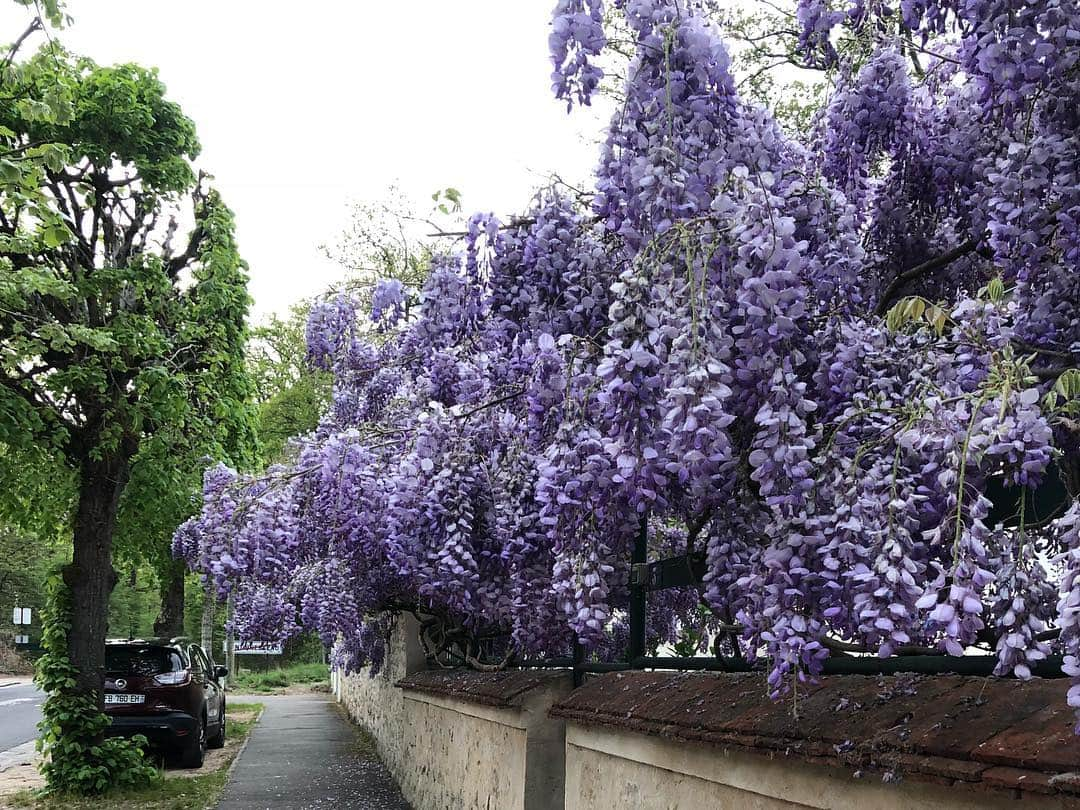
left=284, top=682, right=329, bottom=695
left=234, top=682, right=329, bottom=697
left=164, top=709, right=257, bottom=781
left=0, top=750, right=43, bottom=798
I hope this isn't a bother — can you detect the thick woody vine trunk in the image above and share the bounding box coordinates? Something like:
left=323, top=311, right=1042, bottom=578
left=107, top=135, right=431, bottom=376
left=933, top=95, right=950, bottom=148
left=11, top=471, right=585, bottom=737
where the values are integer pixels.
left=61, top=452, right=130, bottom=702
left=154, top=559, right=186, bottom=638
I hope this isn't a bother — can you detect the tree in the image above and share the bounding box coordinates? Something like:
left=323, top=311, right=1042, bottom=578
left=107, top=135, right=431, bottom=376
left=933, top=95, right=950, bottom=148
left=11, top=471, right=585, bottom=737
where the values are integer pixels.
left=255, top=373, right=328, bottom=465
left=247, top=303, right=330, bottom=465
left=318, top=185, right=444, bottom=289
left=180, top=0, right=1080, bottom=733
left=0, top=47, right=253, bottom=790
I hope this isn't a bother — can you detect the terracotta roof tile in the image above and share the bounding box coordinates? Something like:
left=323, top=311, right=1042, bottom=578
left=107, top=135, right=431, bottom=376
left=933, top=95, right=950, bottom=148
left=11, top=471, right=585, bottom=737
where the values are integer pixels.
left=982, top=766, right=1056, bottom=794
left=396, top=669, right=568, bottom=708
left=905, top=677, right=1051, bottom=759
left=974, top=702, right=1080, bottom=771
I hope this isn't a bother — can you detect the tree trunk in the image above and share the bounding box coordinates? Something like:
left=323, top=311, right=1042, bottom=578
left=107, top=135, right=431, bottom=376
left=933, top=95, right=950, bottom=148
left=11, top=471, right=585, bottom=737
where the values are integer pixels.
left=225, top=590, right=235, bottom=677
left=200, top=583, right=215, bottom=655
left=61, top=452, right=130, bottom=701
left=153, top=559, right=186, bottom=638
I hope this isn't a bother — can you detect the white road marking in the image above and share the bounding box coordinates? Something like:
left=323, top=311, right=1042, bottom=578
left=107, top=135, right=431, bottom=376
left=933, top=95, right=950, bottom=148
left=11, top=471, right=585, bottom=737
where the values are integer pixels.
left=0, top=698, right=39, bottom=708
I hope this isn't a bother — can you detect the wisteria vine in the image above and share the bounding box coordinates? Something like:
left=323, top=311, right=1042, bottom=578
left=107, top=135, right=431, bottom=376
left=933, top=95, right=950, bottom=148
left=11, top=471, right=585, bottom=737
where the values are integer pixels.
left=176, top=0, right=1080, bottom=725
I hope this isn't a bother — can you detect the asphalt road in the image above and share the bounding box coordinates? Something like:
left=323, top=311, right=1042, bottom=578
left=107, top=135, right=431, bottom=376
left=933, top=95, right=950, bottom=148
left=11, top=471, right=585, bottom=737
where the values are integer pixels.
left=0, top=684, right=258, bottom=756
left=0, top=681, right=43, bottom=754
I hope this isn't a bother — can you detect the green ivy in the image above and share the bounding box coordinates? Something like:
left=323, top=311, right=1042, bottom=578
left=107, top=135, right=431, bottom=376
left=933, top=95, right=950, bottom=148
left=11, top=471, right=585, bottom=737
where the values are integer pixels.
left=34, top=573, right=159, bottom=796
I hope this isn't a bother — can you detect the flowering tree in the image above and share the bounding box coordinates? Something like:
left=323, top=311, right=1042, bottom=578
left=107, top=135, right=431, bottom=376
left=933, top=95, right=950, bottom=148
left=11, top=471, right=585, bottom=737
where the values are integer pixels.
left=177, top=0, right=1080, bottom=725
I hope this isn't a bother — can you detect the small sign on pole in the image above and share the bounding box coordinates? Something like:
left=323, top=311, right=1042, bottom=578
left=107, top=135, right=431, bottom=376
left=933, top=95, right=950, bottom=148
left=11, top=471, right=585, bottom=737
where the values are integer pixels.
left=231, top=640, right=283, bottom=656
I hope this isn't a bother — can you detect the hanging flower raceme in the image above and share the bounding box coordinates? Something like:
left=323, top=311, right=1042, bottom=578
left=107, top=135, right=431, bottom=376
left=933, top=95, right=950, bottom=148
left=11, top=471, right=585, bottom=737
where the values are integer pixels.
left=1057, top=505, right=1080, bottom=731
left=305, top=294, right=359, bottom=372
left=991, top=537, right=1056, bottom=680
left=172, top=0, right=1080, bottom=723
left=822, top=45, right=914, bottom=213
left=795, top=0, right=844, bottom=67
left=370, top=278, right=407, bottom=330
left=550, top=0, right=607, bottom=110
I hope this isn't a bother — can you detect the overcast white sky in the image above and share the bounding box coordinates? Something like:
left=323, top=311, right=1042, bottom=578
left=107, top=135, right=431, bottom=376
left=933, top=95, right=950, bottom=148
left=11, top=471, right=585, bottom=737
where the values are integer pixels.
left=4, top=2, right=612, bottom=321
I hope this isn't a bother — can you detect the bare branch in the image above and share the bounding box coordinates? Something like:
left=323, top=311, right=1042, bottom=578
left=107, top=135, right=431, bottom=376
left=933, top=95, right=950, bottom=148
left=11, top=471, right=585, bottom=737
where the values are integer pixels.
left=453, top=386, right=525, bottom=419
left=425, top=216, right=537, bottom=239
left=875, top=238, right=979, bottom=315
left=1, top=17, right=42, bottom=71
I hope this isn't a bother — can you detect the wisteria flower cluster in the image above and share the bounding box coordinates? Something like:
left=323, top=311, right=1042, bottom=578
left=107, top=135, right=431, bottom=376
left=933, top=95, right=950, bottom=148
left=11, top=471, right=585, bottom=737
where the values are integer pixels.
left=176, top=0, right=1080, bottom=726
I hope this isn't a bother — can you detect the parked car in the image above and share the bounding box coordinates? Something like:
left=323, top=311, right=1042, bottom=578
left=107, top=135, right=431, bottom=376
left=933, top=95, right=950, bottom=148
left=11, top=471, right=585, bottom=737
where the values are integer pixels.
left=103, top=638, right=227, bottom=768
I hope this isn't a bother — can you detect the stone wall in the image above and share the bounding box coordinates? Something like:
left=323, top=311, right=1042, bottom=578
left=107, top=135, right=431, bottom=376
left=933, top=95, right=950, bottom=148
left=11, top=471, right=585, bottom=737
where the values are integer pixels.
left=337, top=626, right=1080, bottom=810
left=335, top=615, right=426, bottom=784
left=564, top=722, right=1079, bottom=810
left=335, top=616, right=573, bottom=810
left=552, top=670, right=1080, bottom=810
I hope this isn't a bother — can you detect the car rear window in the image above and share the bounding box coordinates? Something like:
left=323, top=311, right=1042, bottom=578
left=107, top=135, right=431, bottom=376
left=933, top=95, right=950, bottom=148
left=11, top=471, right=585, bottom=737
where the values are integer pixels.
left=105, top=646, right=184, bottom=676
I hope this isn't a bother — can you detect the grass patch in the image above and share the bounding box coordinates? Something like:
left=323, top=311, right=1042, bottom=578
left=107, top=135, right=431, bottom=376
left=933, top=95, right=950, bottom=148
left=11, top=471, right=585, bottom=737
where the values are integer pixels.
left=3, top=703, right=264, bottom=810
left=229, top=662, right=329, bottom=694
left=224, top=702, right=262, bottom=732
left=5, top=772, right=230, bottom=810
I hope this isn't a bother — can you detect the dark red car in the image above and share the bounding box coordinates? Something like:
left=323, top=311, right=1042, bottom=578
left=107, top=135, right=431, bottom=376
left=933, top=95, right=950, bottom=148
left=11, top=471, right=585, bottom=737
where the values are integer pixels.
left=103, top=638, right=227, bottom=768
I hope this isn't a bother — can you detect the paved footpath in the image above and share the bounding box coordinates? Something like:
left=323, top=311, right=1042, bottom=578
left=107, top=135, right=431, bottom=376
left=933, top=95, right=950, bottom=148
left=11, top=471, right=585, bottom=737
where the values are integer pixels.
left=218, top=694, right=412, bottom=809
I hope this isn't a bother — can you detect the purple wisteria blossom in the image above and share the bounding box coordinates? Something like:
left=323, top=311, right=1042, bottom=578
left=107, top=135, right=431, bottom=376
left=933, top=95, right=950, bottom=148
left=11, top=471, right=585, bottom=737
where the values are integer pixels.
left=173, top=0, right=1080, bottom=723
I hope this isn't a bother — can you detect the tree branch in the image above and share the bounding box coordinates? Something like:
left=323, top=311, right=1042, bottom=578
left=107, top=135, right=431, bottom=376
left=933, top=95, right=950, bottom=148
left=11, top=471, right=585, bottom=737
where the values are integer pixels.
left=425, top=217, right=537, bottom=239
left=1, top=18, right=41, bottom=71
left=1033, top=364, right=1078, bottom=380
left=165, top=224, right=205, bottom=278
left=685, top=506, right=714, bottom=556
left=454, top=386, right=526, bottom=418
left=0, top=370, right=76, bottom=435
left=875, top=238, right=979, bottom=315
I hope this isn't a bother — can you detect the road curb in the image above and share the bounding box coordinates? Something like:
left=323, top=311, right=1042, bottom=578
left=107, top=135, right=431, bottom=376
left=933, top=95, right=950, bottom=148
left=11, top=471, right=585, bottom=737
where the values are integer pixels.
left=0, top=740, right=37, bottom=773
left=221, top=705, right=263, bottom=786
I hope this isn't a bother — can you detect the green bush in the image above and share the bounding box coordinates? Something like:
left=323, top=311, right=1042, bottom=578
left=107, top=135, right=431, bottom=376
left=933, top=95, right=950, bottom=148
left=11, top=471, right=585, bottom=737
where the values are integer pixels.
left=230, top=662, right=329, bottom=693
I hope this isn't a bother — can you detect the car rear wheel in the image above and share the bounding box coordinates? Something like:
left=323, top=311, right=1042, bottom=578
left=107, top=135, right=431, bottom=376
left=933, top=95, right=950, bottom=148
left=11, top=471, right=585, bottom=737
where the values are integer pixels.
left=179, top=715, right=205, bottom=769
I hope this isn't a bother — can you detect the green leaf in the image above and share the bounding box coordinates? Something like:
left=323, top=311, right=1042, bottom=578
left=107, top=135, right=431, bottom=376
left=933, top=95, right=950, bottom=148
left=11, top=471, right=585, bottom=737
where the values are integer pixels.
left=0, top=158, right=22, bottom=183
left=42, top=223, right=70, bottom=248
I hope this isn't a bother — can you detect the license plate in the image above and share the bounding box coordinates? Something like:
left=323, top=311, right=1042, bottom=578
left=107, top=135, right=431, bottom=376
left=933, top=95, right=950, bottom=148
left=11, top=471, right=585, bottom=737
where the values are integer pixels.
left=104, top=693, right=145, bottom=705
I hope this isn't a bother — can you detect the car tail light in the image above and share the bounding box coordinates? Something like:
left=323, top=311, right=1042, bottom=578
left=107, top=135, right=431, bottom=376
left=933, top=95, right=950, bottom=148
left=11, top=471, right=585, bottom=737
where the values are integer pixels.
left=153, top=670, right=191, bottom=686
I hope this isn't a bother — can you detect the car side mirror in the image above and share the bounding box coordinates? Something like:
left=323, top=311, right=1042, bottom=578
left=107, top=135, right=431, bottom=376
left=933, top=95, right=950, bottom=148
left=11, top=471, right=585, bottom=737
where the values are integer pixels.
left=214, top=665, right=228, bottom=680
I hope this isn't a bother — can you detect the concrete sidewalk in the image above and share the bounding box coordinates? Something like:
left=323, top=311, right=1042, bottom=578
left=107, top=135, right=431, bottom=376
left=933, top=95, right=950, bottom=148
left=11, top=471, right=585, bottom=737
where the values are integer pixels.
left=218, top=694, right=411, bottom=809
